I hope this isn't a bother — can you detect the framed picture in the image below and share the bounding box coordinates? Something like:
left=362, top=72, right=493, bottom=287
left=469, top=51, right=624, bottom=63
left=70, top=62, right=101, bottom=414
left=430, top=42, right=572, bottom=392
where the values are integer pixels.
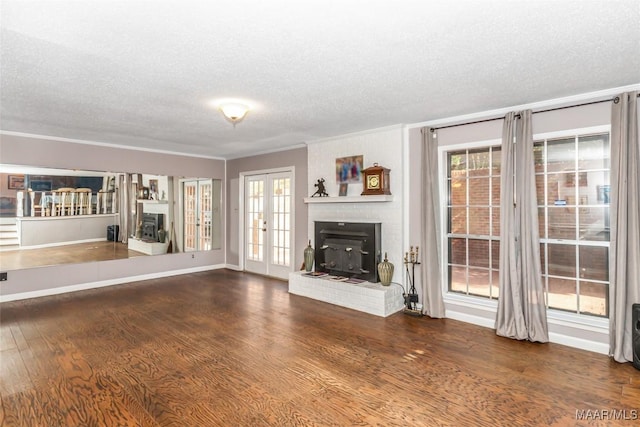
left=149, top=179, right=158, bottom=193
left=8, top=175, right=25, bottom=190
left=335, top=155, right=363, bottom=184
left=339, top=183, right=348, bottom=196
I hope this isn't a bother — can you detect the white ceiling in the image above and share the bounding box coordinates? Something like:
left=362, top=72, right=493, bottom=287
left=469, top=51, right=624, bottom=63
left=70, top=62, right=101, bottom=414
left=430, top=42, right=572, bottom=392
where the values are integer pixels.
left=1, top=1, right=638, bottom=159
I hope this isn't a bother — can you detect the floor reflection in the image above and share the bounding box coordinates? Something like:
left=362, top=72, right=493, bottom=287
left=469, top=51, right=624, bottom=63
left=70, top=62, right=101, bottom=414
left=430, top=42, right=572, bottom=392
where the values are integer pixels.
left=0, top=241, right=144, bottom=270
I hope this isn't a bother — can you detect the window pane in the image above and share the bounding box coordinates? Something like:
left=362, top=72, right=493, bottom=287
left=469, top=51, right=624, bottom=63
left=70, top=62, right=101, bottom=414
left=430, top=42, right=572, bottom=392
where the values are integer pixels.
left=491, top=270, right=500, bottom=299
left=579, top=281, right=607, bottom=317
left=538, top=207, right=546, bottom=239
left=468, top=239, right=489, bottom=268
left=548, top=244, right=576, bottom=278
left=468, top=268, right=491, bottom=298
left=468, top=177, right=490, bottom=205
left=548, top=277, right=577, bottom=312
left=579, top=207, right=609, bottom=241
left=468, top=207, right=489, bottom=235
left=449, top=238, right=466, bottom=265
left=448, top=207, right=466, bottom=234
left=585, top=171, right=610, bottom=205
left=492, top=207, right=500, bottom=236
left=491, top=240, right=500, bottom=269
left=449, top=265, right=467, bottom=293
left=547, top=138, right=575, bottom=172
left=578, top=134, right=610, bottom=170
left=540, top=243, right=546, bottom=274
left=551, top=173, right=583, bottom=206
left=579, top=246, right=608, bottom=281
left=535, top=174, right=545, bottom=205
left=533, top=141, right=544, bottom=172
left=491, top=147, right=501, bottom=174
left=449, top=179, right=467, bottom=205
left=548, top=207, right=576, bottom=240
left=449, top=152, right=467, bottom=177
left=491, top=177, right=501, bottom=205
left=468, top=149, right=491, bottom=177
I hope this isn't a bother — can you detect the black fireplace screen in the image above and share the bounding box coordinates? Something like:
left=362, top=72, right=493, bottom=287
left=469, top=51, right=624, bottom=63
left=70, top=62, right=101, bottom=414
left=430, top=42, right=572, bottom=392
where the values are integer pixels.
left=314, top=221, right=381, bottom=282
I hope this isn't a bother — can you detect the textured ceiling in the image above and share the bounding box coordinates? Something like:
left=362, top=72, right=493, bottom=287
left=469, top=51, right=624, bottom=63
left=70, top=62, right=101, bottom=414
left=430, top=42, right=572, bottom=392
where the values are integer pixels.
left=1, top=0, right=639, bottom=159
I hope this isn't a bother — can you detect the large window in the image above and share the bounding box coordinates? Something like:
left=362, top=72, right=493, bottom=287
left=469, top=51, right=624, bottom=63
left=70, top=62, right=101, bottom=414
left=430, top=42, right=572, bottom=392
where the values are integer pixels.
left=535, top=133, right=610, bottom=317
left=446, top=146, right=501, bottom=300
left=444, top=131, right=610, bottom=319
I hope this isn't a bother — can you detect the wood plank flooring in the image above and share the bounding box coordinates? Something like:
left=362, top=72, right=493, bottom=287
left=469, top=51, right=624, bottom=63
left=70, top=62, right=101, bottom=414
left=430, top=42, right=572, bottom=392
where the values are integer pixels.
left=0, top=241, right=143, bottom=270
left=0, top=269, right=638, bottom=426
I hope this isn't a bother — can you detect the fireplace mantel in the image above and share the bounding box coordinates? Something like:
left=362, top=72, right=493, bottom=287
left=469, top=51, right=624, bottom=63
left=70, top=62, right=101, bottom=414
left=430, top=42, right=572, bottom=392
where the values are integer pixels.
left=304, top=195, right=393, bottom=204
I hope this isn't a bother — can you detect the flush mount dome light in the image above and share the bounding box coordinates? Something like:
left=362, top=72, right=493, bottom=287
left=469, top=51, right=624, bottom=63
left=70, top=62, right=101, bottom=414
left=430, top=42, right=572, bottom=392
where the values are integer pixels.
left=219, top=103, right=250, bottom=127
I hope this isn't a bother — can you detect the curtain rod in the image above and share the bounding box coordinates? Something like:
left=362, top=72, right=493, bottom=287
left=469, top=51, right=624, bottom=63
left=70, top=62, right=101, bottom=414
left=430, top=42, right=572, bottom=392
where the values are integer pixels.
left=430, top=93, right=639, bottom=132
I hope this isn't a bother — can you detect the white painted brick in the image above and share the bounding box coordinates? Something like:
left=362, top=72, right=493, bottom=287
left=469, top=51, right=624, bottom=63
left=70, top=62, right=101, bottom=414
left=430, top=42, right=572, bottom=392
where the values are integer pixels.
left=288, top=272, right=404, bottom=317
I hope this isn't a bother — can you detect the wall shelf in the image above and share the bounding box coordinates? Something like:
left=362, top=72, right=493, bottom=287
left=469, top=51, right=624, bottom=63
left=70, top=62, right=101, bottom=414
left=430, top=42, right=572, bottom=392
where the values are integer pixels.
left=304, top=195, right=393, bottom=204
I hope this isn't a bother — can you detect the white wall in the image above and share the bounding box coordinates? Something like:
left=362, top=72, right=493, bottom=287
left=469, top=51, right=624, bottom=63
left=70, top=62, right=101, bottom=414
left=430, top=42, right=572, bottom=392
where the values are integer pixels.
left=307, top=126, right=405, bottom=285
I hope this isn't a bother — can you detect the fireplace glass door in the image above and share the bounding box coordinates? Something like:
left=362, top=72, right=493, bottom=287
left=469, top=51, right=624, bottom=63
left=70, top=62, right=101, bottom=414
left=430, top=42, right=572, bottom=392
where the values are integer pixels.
left=244, top=171, right=293, bottom=279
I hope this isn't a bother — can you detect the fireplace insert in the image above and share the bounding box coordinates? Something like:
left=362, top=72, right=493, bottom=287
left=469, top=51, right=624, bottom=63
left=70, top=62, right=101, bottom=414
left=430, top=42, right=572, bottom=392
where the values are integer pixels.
left=142, top=213, right=164, bottom=241
left=314, top=221, right=381, bottom=282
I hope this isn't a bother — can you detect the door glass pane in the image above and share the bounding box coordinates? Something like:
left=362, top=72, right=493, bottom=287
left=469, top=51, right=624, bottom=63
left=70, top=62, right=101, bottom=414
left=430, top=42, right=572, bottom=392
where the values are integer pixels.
left=199, top=182, right=212, bottom=251
left=184, top=182, right=197, bottom=252
left=271, top=177, right=290, bottom=266
left=247, top=179, right=264, bottom=262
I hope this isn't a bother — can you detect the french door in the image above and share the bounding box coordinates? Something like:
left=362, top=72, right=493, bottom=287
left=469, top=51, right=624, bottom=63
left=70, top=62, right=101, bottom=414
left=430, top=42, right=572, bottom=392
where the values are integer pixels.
left=183, top=179, right=213, bottom=252
left=244, top=171, right=293, bottom=279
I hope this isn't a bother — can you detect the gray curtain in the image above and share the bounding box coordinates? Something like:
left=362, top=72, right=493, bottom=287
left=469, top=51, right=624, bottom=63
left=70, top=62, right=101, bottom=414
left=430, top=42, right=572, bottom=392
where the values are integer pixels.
left=420, top=127, right=445, bottom=318
left=496, top=111, right=548, bottom=342
left=118, top=174, right=129, bottom=244
left=609, top=91, right=640, bottom=363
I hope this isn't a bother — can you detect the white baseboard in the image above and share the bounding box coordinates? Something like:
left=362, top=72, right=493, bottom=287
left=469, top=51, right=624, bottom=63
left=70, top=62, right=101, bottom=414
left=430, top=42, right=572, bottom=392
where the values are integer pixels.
left=0, top=264, right=226, bottom=303
left=224, top=264, right=242, bottom=271
left=446, top=306, right=609, bottom=355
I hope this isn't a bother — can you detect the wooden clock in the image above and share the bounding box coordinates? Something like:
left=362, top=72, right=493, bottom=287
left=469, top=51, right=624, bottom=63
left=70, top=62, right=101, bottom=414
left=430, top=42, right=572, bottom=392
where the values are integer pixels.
left=361, top=163, right=391, bottom=196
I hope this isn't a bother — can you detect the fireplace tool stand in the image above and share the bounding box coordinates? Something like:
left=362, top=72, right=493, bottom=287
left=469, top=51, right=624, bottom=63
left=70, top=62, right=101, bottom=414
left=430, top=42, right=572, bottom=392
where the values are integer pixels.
left=403, top=246, right=422, bottom=316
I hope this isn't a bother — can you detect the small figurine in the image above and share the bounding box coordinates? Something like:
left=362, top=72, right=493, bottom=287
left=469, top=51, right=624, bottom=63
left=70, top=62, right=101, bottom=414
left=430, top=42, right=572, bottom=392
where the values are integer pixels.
left=311, top=178, right=329, bottom=197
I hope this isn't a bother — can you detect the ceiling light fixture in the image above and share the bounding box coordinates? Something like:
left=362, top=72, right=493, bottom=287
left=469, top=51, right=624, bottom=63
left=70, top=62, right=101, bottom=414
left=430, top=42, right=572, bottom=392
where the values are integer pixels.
left=219, top=103, right=250, bottom=127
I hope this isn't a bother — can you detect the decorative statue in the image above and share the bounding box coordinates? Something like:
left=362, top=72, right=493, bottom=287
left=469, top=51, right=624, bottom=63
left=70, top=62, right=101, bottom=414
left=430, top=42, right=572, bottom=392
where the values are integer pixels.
left=311, top=178, right=329, bottom=197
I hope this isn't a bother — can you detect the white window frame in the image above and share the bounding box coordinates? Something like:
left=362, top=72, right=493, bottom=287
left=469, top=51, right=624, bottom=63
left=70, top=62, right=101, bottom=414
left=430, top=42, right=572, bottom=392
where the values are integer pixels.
left=438, top=127, right=610, bottom=336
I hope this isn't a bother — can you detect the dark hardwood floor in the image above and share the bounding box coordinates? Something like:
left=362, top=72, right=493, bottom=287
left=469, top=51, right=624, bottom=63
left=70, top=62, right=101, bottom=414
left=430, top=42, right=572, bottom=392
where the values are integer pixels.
left=0, top=269, right=638, bottom=426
